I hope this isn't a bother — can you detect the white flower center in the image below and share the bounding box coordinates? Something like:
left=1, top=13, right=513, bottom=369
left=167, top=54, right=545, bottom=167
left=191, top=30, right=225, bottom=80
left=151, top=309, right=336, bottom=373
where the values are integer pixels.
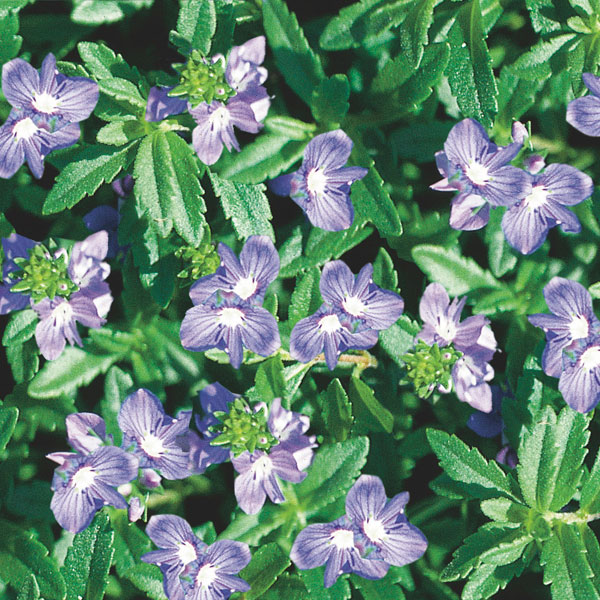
left=53, top=301, right=74, bottom=325
left=523, top=185, right=548, bottom=211
left=363, top=517, right=387, bottom=543
left=233, top=276, right=258, bottom=300
left=580, top=346, right=600, bottom=370
left=196, top=563, right=217, bottom=588
left=177, top=541, right=197, bottom=566
left=72, top=466, right=97, bottom=491
left=343, top=295, right=366, bottom=317
left=32, top=92, right=60, bottom=114
left=306, top=168, right=327, bottom=196
left=13, top=117, right=38, bottom=141
left=465, top=162, right=489, bottom=186
left=436, top=317, right=457, bottom=342
left=330, top=529, right=354, bottom=549
left=318, top=314, right=342, bottom=333
left=569, top=315, right=589, bottom=340
left=252, top=455, right=272, bottom=477
left=140, top=433, right=165, bottom=458
left=210, top=106, right=230, bottom=126
left=218, top=307, right=244, bottom=328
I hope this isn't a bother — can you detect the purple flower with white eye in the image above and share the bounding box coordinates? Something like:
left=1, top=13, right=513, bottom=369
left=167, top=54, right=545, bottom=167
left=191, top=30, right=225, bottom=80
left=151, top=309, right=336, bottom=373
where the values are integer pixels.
left=451, top=352, right=495, bottom=413
left=528, top=277, right=600, bottom=378
left=290, top=304, right=379, bottom=370
left=180, top=291, right=280, bottom=369
left=180, top=539, right=251, bottom=600
left=501, top=163, right=593, bottom=255
left=141, top=514, right=208, bottom=600
left=467, top=387, right=504, bottom=438
left=65, top=412, right=108, bottom=454
left=226, top=36, right=268, bottom=94
left=270, top=130, right=368, bottom=232
left=319, top=260, right=404, bottom=330
left=431, top=118, right=532, bottom=231
left=345, top=475, right=428, bottom=568
left=47, top=445, right=138, bottom=533
left=290, top=516, right=390, bottom=588
left=189, top=236, right=279, bottom=305
left=118, top=389, right=191, bottom=482
left=567, top=73, right=600, bottom=137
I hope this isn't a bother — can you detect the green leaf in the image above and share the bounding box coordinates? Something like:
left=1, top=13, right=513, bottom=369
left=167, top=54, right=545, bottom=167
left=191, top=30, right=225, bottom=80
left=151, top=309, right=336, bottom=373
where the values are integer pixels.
left=98, top=77, right=146, bottom=115
left=133, top=131, right=206, bottom=245
left=62, top=512, right=114, bottom=600
left=580, top=447, right=600, bottom=514
left=299, top=568, right=351, bottom=600
left=110, top=511, right=151, bottom=578
left=485, top=208, right=517, bottom=278
left=496, top=66, right=544, bottom=129
left=372, top=248, right=398, bottom=291
left=263, top=574, right=309, bottom=600
left=541, top=522, right=600, bottom=600
left=446, top=0, right=498, bottom=128
left=427, top=429, right=519, bottom=500
left=262, top=0, right=325, bottom=105
left=6, top=337, right=39, bottom=383
left=296, top=437, right=369, bottom=516
left=0, top=518, right=66, bottom=600
left=320, top=379, right=354, bottom=442
left=2, top=309, right=37, bottom=346
left=77, top=41, right=143, bottom=84
left=0, top=403, right=18, bottom=452
left=28, top=346, right=122, bottom=399
left=379, top=316, right=421, bottom=366
left=42, top=143, right=137, bottom=214
left=517, top=405, right=590, bottom=511
left=239, top=543, right=291, bottom=600
left=287, top=266, right=322, bottom=329
left=97, top=119, right=146, bottom=146
left=412, top=244, right=504, bottom=295
left=511, top=34, right=577, bottom=82
left=311, top=75, right=350, bottom=124
left=525, top=0, right=570, bottom=33
left=124, top=563, right=166, bottom=600
left=479, top=498, right=529, bottom=524
left=350, top=574, right=406, bottom=599
left=169, top=0, right=216, bottom=55
left=461, top=558, right=527, bottom=600
left=254, top=357, right=286, bottom=403
left=17, top=574, right=40, bottom=600
left=399, top=0, right=442, bottom=67
left=348, top=376, right=393, bottom=434
left=0, top=8, right=22, bottom=65
left=71, top=0, right=152, bottom=24
left=219, top=503, right=287, bottom=545
left=209, top=171, right=274, bottom=240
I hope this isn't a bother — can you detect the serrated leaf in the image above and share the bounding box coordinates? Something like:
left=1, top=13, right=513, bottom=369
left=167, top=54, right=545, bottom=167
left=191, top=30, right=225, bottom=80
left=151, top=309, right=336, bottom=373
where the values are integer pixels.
left=110, top=511, right=152, bottom=578
left=446, top=0, right=498, bottom=128
left=311, top=75, right=350, bottom=124
left=77, top=41, right=143, bottom=84
left=461, top=558, right=527, bottom=600
left=412, top=244, right=504, bottom=295
left=254, top=357, right=286, bottom=403
left=124, top=563, right=166, bottom=600
left=495, top=66, right=544, bottom=129
left=209, top=171, right=274, bottom=240
left=239, top=543, right=291, bottom=600
left=287, top=266, right=322, bottom=329
left=0, top=8, right=22, bottom=64
left=484, top=208, right=517, bottom=278
left=71, top=0, right=151, bottom=25
left=0, top=403, right=18, bottom=453
left=17, top=574, right=40, bottom=600
left=98, top=77, right=146, bottom=115
left=350, top=574, right=406, bottom=599
left=170, top=0, right=215, bottom=55
left=525, top=0, right=571, bottom=34
left=580, top=448, right=600, bottom=515
left=42, top=142, right=137, bottom=214
left=219, top=503, right=287, bottom=545
left=262, top=0, right=325, bottom=105
left=296, top=437, right=369, bottom=516
left=480, top=498, right=529, bottom=524
left=581, top=525, right=600, bottom=593
left=299, top=567, right=351, bottom=600
left=399, top=0, right=441, bottom=67
left=427, top=429, right=519, bottom=500
left=2, top=309, right=37, bottom=346
left=6, top=337, right=39, bottom=383
left=379, top=316, right=421, bottom=366
left=97, top=119, right=145, bottom=146
left=62, top=512, right=114, bottom=600
left=517, top=405, right=590, bottom=511
left=511, top=34, right=577, bottom=82
left=348, top=376, right=393, bottom=434
left=320, top=379, right=354, bottom=442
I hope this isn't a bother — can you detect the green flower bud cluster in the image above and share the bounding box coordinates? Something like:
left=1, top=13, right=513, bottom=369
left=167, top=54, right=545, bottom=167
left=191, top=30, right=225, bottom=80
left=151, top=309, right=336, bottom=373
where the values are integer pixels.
left=401, top=340, right=463, bottom=399
left=209, top=398, right=279, bottom=457
left=176, top=242, right=220, bottom=282
left=9, top=244, right=78, bottom=303
left=170, top=51, right=236, bottom=107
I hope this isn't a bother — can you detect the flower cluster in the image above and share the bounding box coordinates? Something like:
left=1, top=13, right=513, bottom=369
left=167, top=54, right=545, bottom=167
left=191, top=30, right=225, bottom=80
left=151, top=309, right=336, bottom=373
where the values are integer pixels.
left=189, top=382, right=316, bottom=514
left=290, top=260, right=404, bottom=370
left=529, top=277, right=600, bottom=413
left=145, top=36, right=269, bottom=165
left=180, top=235, right=281, bottom=369
left=48, top=389, right=191, bottom=532
left=0, top=231, right=112, bottom=360
left=291, top=475, right=427, bottom=588
left=432, top=118, right=593, bottom=255
left=403, top=283, right=497, bottom=412
left=270, top=130, right=368, bottom=231
left=141, top=514, right=251, bottom=600
left=0, top=53, right=98, bottom=179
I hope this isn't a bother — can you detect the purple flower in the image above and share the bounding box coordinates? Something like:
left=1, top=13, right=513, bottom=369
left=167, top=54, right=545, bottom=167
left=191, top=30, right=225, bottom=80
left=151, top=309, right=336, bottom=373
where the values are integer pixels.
left=451, top=352, right=495, bottom=412
left=501, top=163, right=593, bottom=255
left=145, top=86, right=188, bottom=122
left=320, top=260, right=404, bottom=330
left=290, top=516, right=389, bottom=588
left=84, top=206, right=121, bottom=259
left=190, top=236, right=279, bottom=305
left=290, top=304, right=379, bottom=370
left=128, top=497, right=144, bottom=522
left=467, top=387, right=504, bottom=438
left=180, top=291, right=281, bottom=369
left=271, top=130, right=368, bottom=232
left=496, top=446, right=518, bottom=468
left=118, top=389, right=191, bottom=482
left=0, top=233, right=37, bottom=314
left=345, top=475, right=428, bottom=568
left=567, top=73, right=600, bottom=137
left=431, top=118, right=532, bottom=231
left=48, top=445, right=138, bottom=533
left=65, top=412, right=109, bottom=454
left=226, top=36, right=268, bottom=95
left=528, top=277, right=600, bottom=378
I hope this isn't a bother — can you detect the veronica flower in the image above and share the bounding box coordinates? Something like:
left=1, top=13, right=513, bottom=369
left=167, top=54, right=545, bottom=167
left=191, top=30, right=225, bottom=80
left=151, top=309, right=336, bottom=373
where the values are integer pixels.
left=65, top=412, right=109, bottom=454
left=431, top=118, right=531, bottom=230
left=48, top=446, right=138, bottom=533
left=189, top=236, right=279, bottom=305
left=271, top=130, right=368, bottom=231
left=528, top=277, right=600, bottom=378
left=180, top=291, right=280, bottom=369
left=145, top=86, right=188, bottom=122
left=567, top=73, right=600, bottom=137
left=451, top=352, right=495, bottom=413
left=501, top=163, right=593, bottom=255
left=496, top=446, right=518, bottom=468
left=0, top=233, right=37, bottom=314
left=118, top=389, right=191, bottom=482
left=467, top=387, right=504, bottom=438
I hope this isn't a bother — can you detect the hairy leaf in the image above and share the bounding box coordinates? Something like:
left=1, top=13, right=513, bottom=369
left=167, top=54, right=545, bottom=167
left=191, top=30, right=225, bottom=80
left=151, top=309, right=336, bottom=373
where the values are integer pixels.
left=239, top=543, right=291, bottom=600
left=169, top=0, right=216, bottom=55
